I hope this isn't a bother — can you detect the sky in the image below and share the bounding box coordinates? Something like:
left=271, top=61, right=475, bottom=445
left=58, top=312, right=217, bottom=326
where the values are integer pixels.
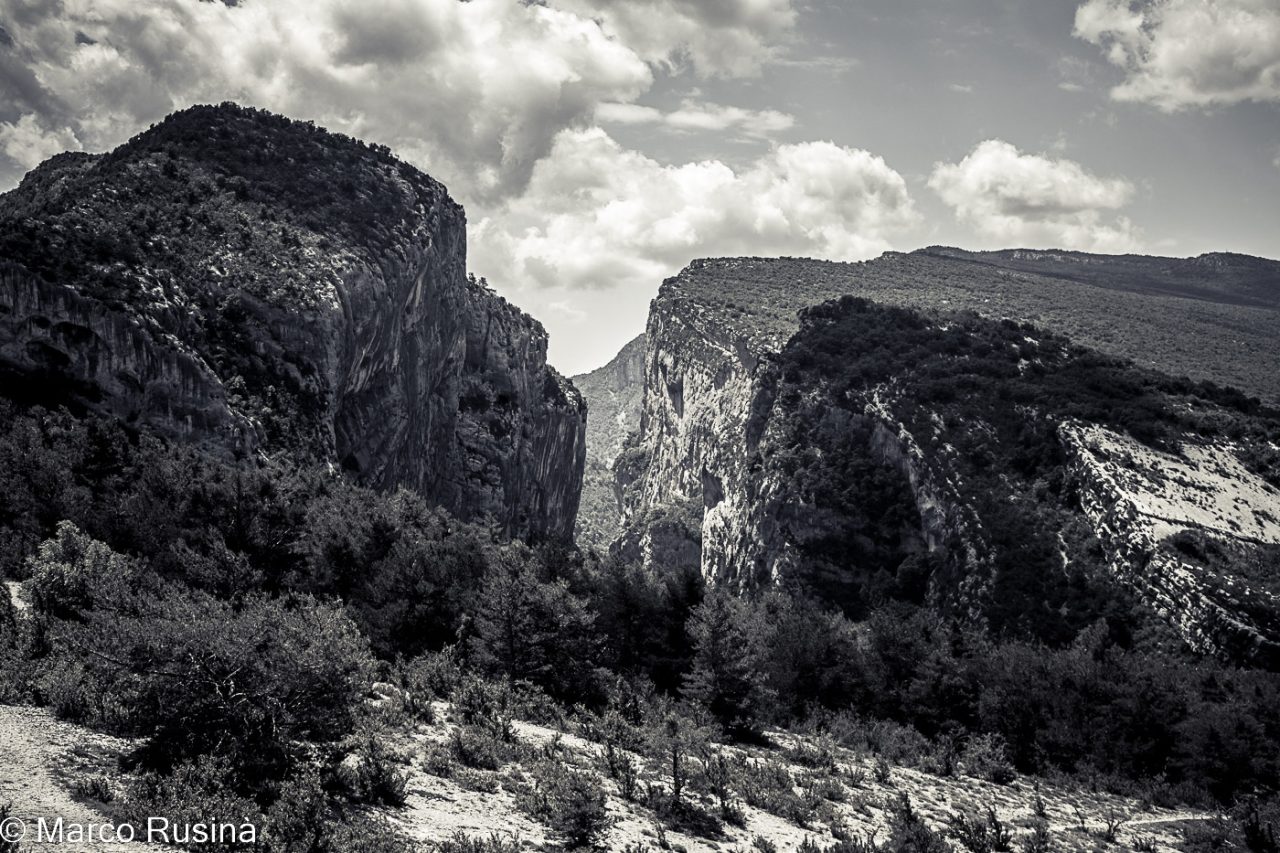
left=1, top=0, right=1278, bottom=374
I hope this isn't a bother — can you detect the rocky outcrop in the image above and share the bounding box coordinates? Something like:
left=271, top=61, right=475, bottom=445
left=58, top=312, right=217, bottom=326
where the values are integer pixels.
left=618, top=293, right=987, bottom=612
left=617, top=269, right=774, bottom=583
left=0, top=104, right=584, bottom=540
left=1062, top=423, right=1280, bottom=667
left=615, top=262, right=987, bottom=603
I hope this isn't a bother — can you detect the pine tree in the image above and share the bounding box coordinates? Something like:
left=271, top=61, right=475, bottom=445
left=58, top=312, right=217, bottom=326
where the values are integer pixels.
left=682, top=589, right=768, bottom=737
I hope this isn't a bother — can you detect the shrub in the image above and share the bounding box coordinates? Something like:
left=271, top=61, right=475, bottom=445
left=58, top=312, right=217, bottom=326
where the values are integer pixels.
left=26, top=521, right=141, bottom=619
left=0, top=592, right=36, bottom=703
left=700, top=749, right=743, bottom=824
left=323, top=817, right=422, bottom=853
left=1237, top=796, right=1280, bottom=853
left=453, top=769, right=499, bottom=794
left=883, top=794, right=951, bottom=853
left=336, top=733, right=408, bottom=807
left=786, top=735, right=841, bottom=772
left=71, top=775, right=115, bottom=804
left=960, top=735, right=1015, bottom=785
left=449, top=725, right=520, bottom=772
left=264, top=769, right=337, bottom=852
left=516, top=761, right=612, bottom=849
left=400, top=646, right=465, bottom=708
left=829, top=716, right=931, bottom=767
left=1096, top=808, right=1127, bottom=844
left=121, top=756, right=261, bottom=851
left=454, top=676, right=516, bottom=742
left=433, top=833, right=523, bottom=853
left=737, top=758, right=814, bottom=826
left=947, top=807, right=1011, bottom=853
left=1019, top=820, right=1051, bottom=853
left=589, top=707, right=642, bottom=799
left=804, top=773, right=847, bottom=803
left=62, top=591, right=374, bottom=795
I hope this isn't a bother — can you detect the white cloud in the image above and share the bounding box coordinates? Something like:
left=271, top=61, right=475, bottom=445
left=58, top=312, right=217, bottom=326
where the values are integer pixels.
left=1073, top=0, right=1280, bottom=111
left=555, top=0, right=797, bottom=78
left=0, top=0, right=799, bottom=199
left=928, top=139, right=1140, bottom=253
left=473, top=127, right=919, bottom=292
left=0, top=114, right=80, bottom=170
left=596, top=98, right=794, bottom=137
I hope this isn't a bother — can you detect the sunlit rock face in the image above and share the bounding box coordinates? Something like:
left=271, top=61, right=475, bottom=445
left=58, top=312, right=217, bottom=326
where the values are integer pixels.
left=0, top=104, right=584, bottom=541
left=571, top=333, right=646, bottom=550
left=1063, top=423, right=1280, bottom=668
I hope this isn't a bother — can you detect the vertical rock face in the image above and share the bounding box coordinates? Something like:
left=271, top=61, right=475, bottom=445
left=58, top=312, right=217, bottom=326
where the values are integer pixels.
left=0, top=104, right=584, bottom=541
left=571, top=333, right=645, bottom=549
left=617, top=272, right=779, bottom=581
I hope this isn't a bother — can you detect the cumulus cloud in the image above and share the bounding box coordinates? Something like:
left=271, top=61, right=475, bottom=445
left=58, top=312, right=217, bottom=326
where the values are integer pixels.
left=0, top=0, right=663, bottom=199
left=0, top=0, right=802, bottom=200
left=473, top=127, right=919, bottom=292
left=1073, top=0, right=1280, bottom=110
left=556, top=0, right=797, bottom=78
left=596, top=99, right=794, bottom=137
left=0, top=113, right=79, bottom=170
left=928, top=139, right=1140, bottom=253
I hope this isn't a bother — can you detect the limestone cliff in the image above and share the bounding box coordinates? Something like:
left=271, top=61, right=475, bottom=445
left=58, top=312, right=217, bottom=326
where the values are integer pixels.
left=0, top=104, right=584, bottom=540
left=617, top=256, right=1280, bottom=662
left=571, top=333, right=645, bottom=549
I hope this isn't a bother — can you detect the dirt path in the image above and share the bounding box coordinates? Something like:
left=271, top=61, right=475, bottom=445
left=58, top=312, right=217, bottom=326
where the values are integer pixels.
left=0, top=705, right=167, bottom=851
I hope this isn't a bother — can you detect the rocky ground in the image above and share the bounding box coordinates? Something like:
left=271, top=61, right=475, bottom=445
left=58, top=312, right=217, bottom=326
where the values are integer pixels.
left=0, top=706, right=166, bottom=852
left=379, top=699, right=1214, bottom=853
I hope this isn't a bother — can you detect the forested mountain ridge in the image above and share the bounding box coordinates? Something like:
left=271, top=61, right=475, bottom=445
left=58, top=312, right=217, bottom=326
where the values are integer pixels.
left=0, top=103, right=585, bottom=540
left=616, top=254, right=1280, bottom=667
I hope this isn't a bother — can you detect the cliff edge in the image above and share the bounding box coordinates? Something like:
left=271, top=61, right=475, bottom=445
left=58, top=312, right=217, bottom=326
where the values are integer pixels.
left=0, top=104, right=585, bottom=540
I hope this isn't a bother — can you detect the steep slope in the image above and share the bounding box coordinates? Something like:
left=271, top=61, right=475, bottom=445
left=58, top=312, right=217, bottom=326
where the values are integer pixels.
left=571, top=333, right=645, bottom=548
left=0, top=104, right=585, bottom=540
left=618, top=255, right=1280, bottom=665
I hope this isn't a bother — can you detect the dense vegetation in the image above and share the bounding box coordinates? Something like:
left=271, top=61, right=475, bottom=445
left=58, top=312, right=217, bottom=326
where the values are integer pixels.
left=2, top=388, right=1280, bottom=851
left=0, top=103, right=446, bottom=306
left=668, top=251, right=1280, bottom=407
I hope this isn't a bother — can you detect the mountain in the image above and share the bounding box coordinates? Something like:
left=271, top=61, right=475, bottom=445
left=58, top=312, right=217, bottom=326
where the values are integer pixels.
left=571, top=333, right=645, bottom=549
left=615, top=252, right=1280, bottom=666
left=0, top=103, right=585, bottom=540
